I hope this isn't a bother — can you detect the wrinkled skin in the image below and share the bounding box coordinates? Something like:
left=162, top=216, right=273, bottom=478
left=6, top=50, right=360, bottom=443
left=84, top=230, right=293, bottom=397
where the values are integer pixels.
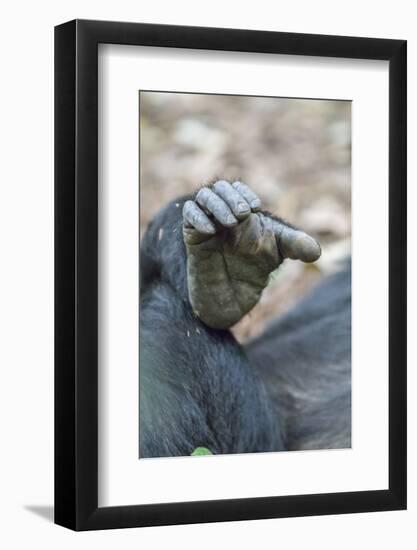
left=139, top=180, right=350, bottom=458
left=183, top=180, right=321, bottom=329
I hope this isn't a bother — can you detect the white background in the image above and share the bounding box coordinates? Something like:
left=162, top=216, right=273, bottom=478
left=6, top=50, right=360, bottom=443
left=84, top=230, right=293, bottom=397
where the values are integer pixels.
left=0, top=0, right=415, bottom=548
left=99, top=46, right=389, bottom=506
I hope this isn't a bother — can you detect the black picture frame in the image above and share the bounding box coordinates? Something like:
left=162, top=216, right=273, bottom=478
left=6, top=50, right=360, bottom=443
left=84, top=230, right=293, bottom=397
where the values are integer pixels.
left=55, top=19, right=407, bottom=531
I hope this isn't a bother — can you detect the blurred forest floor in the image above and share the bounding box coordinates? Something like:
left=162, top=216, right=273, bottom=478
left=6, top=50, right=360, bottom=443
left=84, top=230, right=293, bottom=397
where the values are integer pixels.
left=140, top=92, right=351, bottom=342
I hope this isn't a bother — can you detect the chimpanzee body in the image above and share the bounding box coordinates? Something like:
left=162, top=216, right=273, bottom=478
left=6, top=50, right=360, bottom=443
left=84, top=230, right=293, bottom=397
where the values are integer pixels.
left=246, top=265, right=351, bottom=451
left=139, top=187, right=351, bottom=458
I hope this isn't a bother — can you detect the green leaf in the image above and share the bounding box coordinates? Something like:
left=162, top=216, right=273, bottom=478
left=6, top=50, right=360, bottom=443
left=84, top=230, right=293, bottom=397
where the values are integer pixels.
left=191, top=447, right=213, bottom=456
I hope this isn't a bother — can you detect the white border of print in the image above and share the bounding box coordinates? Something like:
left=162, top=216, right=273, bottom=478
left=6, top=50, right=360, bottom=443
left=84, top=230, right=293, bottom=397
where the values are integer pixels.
left=98, top=44, right=389, bottom=507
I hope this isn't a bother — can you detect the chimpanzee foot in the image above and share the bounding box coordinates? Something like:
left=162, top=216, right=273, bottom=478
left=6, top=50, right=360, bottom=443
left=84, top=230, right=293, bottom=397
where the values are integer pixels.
left=183, top=180, right=321, bottom=330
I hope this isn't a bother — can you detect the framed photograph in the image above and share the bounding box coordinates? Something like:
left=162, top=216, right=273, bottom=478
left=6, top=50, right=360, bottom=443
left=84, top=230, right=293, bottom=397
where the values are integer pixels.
left=55, top=19, right=406, bottom=530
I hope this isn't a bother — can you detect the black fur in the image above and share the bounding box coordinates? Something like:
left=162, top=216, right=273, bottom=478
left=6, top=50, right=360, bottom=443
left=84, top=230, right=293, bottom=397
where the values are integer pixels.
left=139, top=196, right=351, bottom=457
left=246, top=264, right=351, bottom=450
